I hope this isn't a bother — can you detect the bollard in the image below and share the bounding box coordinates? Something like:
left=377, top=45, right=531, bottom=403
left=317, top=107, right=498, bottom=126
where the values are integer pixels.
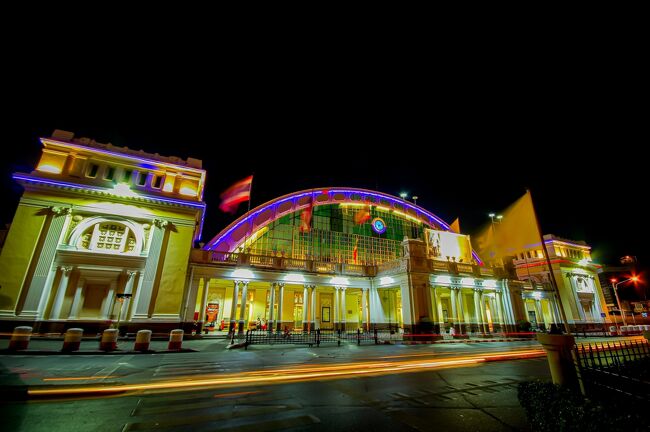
left=537, top=333, right=579, bottom=390
left=62, top=328, right=83, bottom=352
left=134, top=330, right=152, bottom=352
left=9, top=326, right=33, bottom=350
left=99, top=328, right=118, bottom=351
left=168, top=329, right=184, bottom=350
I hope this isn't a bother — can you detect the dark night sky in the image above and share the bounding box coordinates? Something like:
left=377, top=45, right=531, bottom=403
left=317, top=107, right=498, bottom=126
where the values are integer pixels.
left=1, top=58, right=647, bottom=298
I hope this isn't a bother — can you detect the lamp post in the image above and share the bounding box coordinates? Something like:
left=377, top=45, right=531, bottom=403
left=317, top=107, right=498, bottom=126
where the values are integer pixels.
left=412, top=196, right=418, bottom=205
left=114, top=293, right=132, bottom=336
left=611, top=277, right=638, bottom=326
left=399, top=192, right=408, bottom=200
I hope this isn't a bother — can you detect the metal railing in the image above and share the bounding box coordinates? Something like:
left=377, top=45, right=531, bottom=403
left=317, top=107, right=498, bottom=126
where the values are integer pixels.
left=192, top=249, right=496, bottom=278
left=244, top=328, right=400, bottom=349
left=574, top=340, right=650, bottom=400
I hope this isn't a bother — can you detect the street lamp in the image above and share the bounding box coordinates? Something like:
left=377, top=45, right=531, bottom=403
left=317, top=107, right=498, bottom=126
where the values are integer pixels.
left=399, top=192, right=408, bottom=199
left=412, top=196, right=418, bottom=205
left=610, top=276, right=639, bottom=326
left=114, top=293, right=132, bottom=335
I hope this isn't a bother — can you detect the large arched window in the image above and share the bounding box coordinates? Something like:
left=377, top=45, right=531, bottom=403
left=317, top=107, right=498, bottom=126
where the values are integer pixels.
left=72, top=218, right=143, bottom=254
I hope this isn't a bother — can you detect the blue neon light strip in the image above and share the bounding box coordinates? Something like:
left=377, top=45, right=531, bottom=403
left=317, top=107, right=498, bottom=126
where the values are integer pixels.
left=12, top=173, right=207, bottom=210
left=204, top=187, right=483, bottom=265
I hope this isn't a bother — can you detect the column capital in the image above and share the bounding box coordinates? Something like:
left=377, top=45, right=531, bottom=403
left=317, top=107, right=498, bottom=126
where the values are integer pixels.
left=153, top=218, right=169, bottom=229
left=126, top=270, right=138, bottom=279
left=277, top=282, right=285, bottom=288
left=472, top=287, right=484, bottom=293
left=59, top=265, right=73, bottom=275
left=50, top=206, right=71, bottom=217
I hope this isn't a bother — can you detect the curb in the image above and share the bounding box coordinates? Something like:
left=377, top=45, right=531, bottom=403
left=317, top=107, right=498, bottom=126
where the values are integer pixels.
left=0, top=348, right=198, bottom=355
left=401, top=338, right=534, bottom=345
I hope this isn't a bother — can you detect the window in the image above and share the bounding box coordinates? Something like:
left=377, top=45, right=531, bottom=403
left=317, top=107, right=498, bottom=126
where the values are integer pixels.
left=77, top=221, right=138, bottom=254
left=152, top=175, right=163, bottom=189
left=87, top=164, right=99, bottom=178
left=122, top=169, right=132, bottom=183
left=136, top=172, right=147, bottom=186
left=104, top=166, right=115, bottom=181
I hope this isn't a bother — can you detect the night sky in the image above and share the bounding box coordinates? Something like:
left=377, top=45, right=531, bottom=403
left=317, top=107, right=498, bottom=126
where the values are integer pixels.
left=2, top=77, right=647, bottom=299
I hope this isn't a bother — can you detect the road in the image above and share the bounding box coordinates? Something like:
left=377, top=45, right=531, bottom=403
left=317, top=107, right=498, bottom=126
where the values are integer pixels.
left=0, top=337, right=643, bottom=431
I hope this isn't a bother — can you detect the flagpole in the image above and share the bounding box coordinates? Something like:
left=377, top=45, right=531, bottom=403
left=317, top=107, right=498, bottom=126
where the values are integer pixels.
left=247, top=173, right=254, bottom=213
left=527, top=189, right=572, bottom=335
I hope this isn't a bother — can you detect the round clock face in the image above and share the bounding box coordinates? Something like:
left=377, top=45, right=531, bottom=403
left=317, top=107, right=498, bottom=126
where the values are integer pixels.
left=371, top=217, right=387, bottom=234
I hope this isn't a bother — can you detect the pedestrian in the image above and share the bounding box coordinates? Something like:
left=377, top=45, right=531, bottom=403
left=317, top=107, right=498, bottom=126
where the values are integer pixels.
left=256, top=316, right=261, bottom=330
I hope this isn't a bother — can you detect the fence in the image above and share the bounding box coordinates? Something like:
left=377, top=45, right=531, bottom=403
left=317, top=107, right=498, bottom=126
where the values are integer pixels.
left=574, top=339, right=650, bottom=401
left=243, top=328, right=401, bottom=349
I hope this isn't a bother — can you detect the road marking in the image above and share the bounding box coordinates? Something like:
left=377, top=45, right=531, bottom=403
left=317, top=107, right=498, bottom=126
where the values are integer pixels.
left=122, top=404, right=302, bottom=430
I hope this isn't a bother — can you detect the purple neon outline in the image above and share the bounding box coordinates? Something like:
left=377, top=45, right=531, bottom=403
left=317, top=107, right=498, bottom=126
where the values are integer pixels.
left=204, top=186, right=483, bottom=264
left=13, top=173, right=206, bottom=210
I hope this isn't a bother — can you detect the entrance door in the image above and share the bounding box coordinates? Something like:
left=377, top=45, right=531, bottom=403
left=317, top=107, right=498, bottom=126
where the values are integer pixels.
left=80, top=283, right=109, bottom=318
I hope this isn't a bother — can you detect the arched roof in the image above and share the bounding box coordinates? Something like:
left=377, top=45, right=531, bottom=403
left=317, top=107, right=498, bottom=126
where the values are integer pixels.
left=205, top=187, right=481, bottom=263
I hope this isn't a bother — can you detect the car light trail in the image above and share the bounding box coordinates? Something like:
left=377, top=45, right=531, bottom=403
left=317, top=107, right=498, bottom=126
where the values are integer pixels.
left=27, top=348, right=546, bottom=399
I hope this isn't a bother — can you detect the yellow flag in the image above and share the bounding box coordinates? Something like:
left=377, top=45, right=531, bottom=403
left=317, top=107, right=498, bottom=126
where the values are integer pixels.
left=472, top=191, right=542, bottom=264
left=496, top=190, right=541, bottom=257
left=449, top=218, right=461, bottom=234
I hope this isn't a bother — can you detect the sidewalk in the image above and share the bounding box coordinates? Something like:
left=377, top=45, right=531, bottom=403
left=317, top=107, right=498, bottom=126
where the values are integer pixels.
left=0, top=336, right=228, bottom=355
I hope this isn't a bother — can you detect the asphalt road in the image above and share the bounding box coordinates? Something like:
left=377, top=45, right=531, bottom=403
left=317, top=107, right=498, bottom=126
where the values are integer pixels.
left=0, top=340, right=546, bottom=431
left=0, top=337, right=643, bottom=431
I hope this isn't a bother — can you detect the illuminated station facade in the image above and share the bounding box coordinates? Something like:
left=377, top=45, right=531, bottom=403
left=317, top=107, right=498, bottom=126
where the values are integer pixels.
left=0, top=131, right=610, bottom=336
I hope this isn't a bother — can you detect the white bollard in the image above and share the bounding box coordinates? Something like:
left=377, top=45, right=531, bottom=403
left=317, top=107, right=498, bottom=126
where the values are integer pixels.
left=168, top=329, right=184, bottom=350
left=609, top=325, right=617, bottom=336
left=9, top=326, right=33, bottom=350
left=99, top=328, right=118, bottom=351
left=62, top=328, right=83, bottom=352
left=134, top=330, right=152, bottom=352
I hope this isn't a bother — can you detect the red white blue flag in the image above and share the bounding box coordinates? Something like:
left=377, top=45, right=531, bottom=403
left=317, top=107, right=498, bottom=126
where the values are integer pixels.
left=219, top=175, right=253, bottom=214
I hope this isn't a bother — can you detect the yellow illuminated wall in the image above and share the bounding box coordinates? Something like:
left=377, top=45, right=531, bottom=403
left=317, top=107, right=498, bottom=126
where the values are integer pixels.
left=0, top=203, right=48, bottom=311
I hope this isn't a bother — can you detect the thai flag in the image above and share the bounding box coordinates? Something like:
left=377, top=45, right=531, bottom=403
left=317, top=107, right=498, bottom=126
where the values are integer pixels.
left=219, top=175, right=253, bottom=214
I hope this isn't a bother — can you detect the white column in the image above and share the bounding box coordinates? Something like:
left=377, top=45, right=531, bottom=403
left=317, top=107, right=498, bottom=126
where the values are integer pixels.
left=450, top=287, right=458, bottom=330
left=123, top=271, right=137, bottom=321
left=19, top=208, right=68, bottom=318
left=361, top=287, right=368, bottom=331
left=200, top=278, right=211, bottom=322
left=229, top=280, right=240, bottom=332
left=494, top=292, right=505, bottom=325
left=238, top=281, right=249, bottom=333
left=102, top=280, right=117, bottom=319
left=302, top=285, right=310, bottom=330
left=592, top=291, right=605, bottom=322
left=51, top=266, right=73, bottom=319
left=276, top=283, right=285, bottom=331
left=268, top=283, right=276, bottom=332
left=535, top=299, right=545, bottom=326
left=340, top=287, right=347, bottom=330
left=457, top=289, right=466, bottom=332
left=132, top=221, right=166, bottom=319
left=473, top=289, right=482, bottom=331
left=310, top=285, right=317, bottom=330
left=68, top=278, right=85, bottom=319
left=434, top=287, right=445, bottom=328
left=480, top=291, right=488, bottom=332
left=334, top=287, right=340, bottom=329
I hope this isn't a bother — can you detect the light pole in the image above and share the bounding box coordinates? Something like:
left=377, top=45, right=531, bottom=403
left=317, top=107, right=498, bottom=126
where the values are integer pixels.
left=399, top=192, right=408, bottom=200
left=611, top=277, right=638, bottom=326
left=412, top=196, right=418, bottom=205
